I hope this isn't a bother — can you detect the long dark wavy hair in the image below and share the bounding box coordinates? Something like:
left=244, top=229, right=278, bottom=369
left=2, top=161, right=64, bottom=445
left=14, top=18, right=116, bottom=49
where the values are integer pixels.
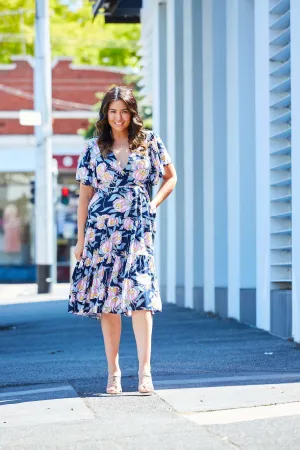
left=95, top=86, right=148, bottom=158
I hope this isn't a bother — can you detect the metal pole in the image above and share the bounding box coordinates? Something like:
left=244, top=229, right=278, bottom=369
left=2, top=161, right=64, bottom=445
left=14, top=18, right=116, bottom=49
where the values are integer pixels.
left=52, top=158, right=58, bottom=284
left=34, top=0, right=53, bottom=293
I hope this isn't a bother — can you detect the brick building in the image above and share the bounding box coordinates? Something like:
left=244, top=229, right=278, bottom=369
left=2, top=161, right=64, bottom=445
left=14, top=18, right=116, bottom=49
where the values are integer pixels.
left=0, top=55, right=127, bottom=135
left=0, top=56, right=129, bottom=282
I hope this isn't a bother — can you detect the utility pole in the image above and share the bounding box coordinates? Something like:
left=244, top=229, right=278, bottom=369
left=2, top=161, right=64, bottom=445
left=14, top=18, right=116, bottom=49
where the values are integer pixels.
left=34, top=0, right=53, bottom=293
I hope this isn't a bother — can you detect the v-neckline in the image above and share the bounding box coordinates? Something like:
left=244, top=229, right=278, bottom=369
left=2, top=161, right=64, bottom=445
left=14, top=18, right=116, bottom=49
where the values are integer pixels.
left=110, top=151, right=132, bottom=173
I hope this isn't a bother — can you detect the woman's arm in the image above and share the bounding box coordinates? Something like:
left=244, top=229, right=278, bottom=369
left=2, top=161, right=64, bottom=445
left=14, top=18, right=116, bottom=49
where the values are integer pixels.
left=151, top=163, right=177, bottom=210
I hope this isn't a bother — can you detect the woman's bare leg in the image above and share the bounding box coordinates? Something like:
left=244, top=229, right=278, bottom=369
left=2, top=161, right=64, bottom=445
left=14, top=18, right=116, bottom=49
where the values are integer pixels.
left=132, top=310, right=153, bottom=375
left=100, top=313, right=122, bottom=375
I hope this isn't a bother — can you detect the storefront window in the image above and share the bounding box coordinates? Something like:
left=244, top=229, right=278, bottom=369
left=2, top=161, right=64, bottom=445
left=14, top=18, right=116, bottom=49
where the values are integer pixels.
left=0, top=173, right=34, bottom=266
left=56, top=173, right=79, bottom=281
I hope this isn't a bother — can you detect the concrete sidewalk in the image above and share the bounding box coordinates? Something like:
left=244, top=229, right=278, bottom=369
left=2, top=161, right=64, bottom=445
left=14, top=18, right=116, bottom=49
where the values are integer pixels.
left=1, top=286, right=300, bottom=449
left=0, top=282, right=70, bottom=304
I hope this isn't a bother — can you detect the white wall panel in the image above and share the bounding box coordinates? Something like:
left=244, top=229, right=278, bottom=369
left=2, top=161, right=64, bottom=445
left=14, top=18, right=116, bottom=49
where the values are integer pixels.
left=226, top=0, right=240, bottom=319
left=291, top=0, right=300, bottom=342
left=254, top=0, right=271, bottom=331
left=151, top=0, right=168, bottom=292
left=202, top=0, right=215, bottom=311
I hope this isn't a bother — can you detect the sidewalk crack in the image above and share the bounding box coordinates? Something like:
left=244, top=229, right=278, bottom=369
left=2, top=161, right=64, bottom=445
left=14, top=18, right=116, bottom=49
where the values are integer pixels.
left=203, top=427, right=241, bottom=449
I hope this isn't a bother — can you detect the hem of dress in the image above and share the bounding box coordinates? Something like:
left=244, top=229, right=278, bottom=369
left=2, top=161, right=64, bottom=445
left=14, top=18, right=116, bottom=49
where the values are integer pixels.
left=68, top=306, right=162, bottom=320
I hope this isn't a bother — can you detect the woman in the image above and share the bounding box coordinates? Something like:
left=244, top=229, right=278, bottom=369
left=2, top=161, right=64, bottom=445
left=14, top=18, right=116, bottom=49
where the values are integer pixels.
left=68, top=86, right=177, bottom=395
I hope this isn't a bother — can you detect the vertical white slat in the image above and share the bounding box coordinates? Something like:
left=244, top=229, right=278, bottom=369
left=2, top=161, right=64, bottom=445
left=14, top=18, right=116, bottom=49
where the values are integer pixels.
left=238, top=0, right=256, bottom=309
left=183, top=0, right=194, bottom=309
left=166, top=0, right=177, bottom=304
left=291, top=0, right=300, bottom=343
left=212, top=0, right=228, bottom=315
left=254, top=0, right=271, bottom=331
left=141, top=0, right=168, bottom=300
left=173, top=0, right=185, bottom=306
left=152, top=0, right=163, bottom=283
left=193, top=0, right=204, bottom=310
left=140, top=0, right=154, bottom=104
left=226, top=0, right=240, bottom=320
left=202, top=0, right=215, bottom=312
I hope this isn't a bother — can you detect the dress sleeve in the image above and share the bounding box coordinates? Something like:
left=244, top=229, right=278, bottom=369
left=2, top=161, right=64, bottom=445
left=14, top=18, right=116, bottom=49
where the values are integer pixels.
left=75, top=140, right=94, bottom=186
left=149, top=131, right=172, bottom=186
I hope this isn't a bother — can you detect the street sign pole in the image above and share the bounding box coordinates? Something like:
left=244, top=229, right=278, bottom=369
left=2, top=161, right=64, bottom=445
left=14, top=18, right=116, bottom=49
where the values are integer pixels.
left=34, top=0, right=53, bottom=293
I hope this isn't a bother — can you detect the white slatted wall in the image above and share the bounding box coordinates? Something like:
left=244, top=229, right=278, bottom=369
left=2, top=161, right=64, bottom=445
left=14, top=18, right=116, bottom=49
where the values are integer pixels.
left=269, top=0, right=292, bottom=287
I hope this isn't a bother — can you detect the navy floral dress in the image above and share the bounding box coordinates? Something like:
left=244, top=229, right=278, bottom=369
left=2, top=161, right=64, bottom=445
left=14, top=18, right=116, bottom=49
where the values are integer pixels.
left=68, top=130, right=172, bottom=320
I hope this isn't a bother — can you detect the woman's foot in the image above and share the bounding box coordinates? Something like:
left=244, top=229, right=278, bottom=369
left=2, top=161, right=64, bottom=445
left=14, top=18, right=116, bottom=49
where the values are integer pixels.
left=106, top=372, right=122, bottom=394
left=138, top=372, right=154, bottom=394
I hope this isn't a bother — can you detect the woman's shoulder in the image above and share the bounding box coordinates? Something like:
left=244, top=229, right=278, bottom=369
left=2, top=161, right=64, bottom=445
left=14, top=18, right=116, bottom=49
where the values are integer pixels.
left=144, top=129, right=156, bottom=140
left=145, top=130, right=161, bottom=148
left=78, top=138, right=100, bottom=163
left=84, top=137, right=100, bottom=153
left=85, top=137, right=98, bottom=147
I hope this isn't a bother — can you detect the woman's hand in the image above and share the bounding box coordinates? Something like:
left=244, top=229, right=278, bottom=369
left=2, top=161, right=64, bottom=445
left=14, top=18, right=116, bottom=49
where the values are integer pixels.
left=151, top=164, right=177, bottom=208
left=149, top=200, right=157, bottom=214
left=74, top=241, right=84, bottom=261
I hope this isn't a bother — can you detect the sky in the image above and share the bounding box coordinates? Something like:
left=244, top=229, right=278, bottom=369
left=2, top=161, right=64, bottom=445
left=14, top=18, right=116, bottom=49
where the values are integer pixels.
left=61, top=0, right=84, bottom=11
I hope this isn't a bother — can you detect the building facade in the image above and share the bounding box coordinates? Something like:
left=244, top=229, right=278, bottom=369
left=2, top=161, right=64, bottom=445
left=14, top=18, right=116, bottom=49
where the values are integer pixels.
left=0, top=56, right=128, bottom=282
left=140, top=0, right=299, bottom=342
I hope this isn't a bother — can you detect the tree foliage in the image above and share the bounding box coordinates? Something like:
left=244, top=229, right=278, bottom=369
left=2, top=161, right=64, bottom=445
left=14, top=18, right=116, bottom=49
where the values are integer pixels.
left=0, top=0, right=141, bottom=67
left=0, top=0, right=152, bottom=133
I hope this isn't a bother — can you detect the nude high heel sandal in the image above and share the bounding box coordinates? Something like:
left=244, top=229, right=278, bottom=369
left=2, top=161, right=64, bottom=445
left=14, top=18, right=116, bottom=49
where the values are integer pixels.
left=138, top=372, right=154, bottom=394
left=106, top=373, right=122, bottom=394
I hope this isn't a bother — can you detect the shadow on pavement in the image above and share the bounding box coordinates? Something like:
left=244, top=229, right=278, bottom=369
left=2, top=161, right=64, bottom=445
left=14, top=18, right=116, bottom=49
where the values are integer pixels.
left=1, top=300, right=300, bottom=406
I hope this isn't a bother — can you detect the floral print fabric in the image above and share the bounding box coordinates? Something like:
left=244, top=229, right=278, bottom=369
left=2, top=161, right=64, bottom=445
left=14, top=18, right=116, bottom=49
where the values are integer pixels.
left=68, top=130, right=172, bottom=320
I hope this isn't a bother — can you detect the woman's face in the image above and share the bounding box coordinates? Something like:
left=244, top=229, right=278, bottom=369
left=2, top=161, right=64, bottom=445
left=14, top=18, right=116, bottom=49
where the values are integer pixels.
left=107, top=99, right=131, bottom=133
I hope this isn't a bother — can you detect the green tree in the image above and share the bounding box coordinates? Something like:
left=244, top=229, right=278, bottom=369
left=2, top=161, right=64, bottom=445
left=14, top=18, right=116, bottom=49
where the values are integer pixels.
left=0, top=0, right=35, bottom=63
left=0, top=0, right=141, bottom=67
left=0, top=0, right=152, bottom=135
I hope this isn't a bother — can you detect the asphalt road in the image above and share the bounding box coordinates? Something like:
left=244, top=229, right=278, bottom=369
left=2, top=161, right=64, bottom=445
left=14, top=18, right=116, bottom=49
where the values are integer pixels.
left=1, top=287, right=300, bottom=449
